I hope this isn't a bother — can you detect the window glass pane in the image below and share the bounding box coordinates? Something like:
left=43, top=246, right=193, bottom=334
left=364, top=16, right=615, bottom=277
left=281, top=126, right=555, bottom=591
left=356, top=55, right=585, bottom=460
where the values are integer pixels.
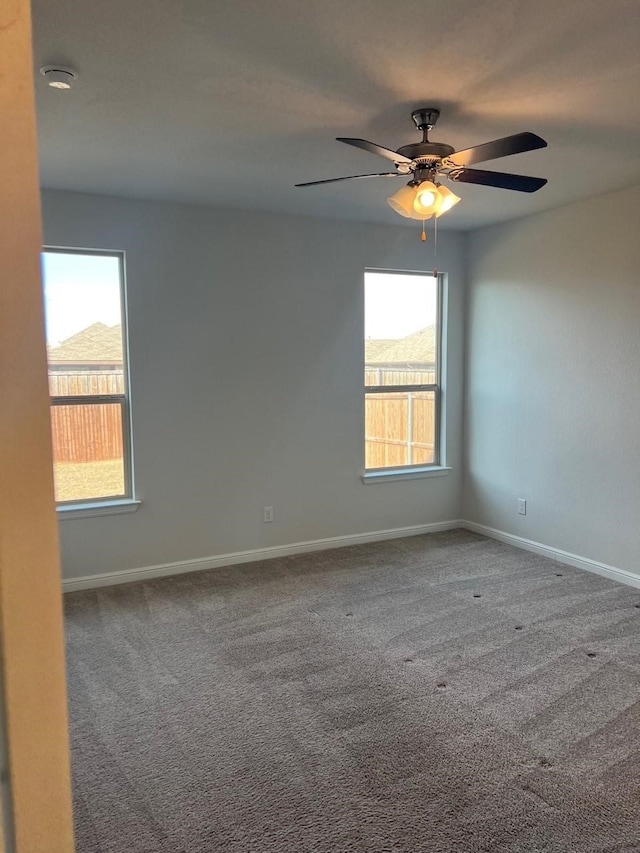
left=365, top=271, right=437, bottom=387
left=42, top=252, right=124, bottom=396
left=365, top=390, right=436, bottom=470
left=51, top=402, right=126, bottom=502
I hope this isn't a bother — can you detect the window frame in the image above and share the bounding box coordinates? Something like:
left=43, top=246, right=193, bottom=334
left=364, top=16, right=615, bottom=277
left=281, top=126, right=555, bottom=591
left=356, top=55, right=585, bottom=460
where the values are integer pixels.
left=43, top=246, right=135, bottom=509
left=363, top=268, right=444, bottom=477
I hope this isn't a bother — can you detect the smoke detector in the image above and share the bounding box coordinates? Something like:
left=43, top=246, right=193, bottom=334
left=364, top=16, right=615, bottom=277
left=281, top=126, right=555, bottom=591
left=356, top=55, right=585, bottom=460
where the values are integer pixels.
left=40, top=65, right=77, bottom=90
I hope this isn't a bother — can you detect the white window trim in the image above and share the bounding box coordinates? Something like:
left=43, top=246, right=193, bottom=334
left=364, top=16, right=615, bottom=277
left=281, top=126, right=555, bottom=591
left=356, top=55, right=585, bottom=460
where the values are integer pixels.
left=362, top=465, right=451, bottom=484
left=57, top=499, right=141, bottom=520
left=44, top=246, right=137, bottom=510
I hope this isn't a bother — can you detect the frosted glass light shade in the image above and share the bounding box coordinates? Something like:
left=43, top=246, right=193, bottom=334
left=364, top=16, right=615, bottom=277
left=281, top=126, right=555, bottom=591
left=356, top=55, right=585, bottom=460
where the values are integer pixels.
left=413, top=181, right=439, bottom=216
left=387, top=184, right=419, bottom=218
left=435, top=185, right=461, bottom=217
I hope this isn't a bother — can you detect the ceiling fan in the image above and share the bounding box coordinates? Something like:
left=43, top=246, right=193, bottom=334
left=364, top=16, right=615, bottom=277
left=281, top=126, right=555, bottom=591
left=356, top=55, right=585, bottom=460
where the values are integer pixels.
left=295, top=108, right=547, bottom=222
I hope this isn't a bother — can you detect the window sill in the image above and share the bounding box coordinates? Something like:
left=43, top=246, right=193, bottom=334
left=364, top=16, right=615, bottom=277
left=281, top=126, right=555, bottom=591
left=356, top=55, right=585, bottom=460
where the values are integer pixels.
left=362, top=466, right=452, bottom=484
left=56, top=499, right=141, bottom=520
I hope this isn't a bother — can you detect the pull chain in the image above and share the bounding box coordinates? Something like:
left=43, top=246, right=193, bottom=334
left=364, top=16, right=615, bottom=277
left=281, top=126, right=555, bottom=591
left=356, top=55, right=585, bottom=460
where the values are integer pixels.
left=421, top=220, right=427, bottom=242
left=433, top=214, right=438, bottom=276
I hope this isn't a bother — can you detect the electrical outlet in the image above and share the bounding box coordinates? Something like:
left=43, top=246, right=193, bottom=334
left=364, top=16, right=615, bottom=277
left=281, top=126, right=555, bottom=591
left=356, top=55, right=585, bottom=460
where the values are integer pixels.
left=517, top=498, right=527, bottom=515
left=263, top=506, right=274, bottom=523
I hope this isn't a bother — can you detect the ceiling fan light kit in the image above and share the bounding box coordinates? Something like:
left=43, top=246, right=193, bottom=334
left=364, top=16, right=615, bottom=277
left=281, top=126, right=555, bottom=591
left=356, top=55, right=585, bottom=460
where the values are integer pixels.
left=296, top=107, right=547, bottom=236
left=388, top=180, right=462, bottom=220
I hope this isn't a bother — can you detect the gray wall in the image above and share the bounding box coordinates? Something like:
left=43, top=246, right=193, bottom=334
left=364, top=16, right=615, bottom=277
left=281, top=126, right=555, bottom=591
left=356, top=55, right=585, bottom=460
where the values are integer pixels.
left=464, top=185, right=640, bottom=574
left=41, top=190, right=466, bottom=580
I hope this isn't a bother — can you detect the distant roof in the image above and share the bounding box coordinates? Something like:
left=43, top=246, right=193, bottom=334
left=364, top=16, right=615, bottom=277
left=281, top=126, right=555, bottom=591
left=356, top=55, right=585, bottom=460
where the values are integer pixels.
left=48, top=322, right=123, bottom=365
left=365, top=325, right=435, bottom=366
left=365, top=339, right=396, bottom=361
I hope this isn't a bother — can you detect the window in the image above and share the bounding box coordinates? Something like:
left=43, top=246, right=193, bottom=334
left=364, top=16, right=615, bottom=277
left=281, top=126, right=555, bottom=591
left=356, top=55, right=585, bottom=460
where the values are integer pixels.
left=42, top=249, right=133, bottom=506
left=364, top=269, right=442, bottom=473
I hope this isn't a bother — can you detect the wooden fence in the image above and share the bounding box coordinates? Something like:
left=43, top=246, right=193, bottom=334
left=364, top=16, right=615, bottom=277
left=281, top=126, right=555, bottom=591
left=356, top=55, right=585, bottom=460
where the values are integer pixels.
left=49, top=371, right=125, bottom=464
left=365, top=367, right=436, bottom=468
left=50, top=402, right=124, bottom=464
left=365, top=391, right=435, bottom=469
left=49, top=371, right=124, bottom=396
left=365, top=368, right=435, bottom=387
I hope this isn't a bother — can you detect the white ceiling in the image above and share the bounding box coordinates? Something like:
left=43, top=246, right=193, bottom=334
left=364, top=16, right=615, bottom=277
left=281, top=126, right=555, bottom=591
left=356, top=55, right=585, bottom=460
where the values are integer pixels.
left=32, top=0, right=640, bottom=230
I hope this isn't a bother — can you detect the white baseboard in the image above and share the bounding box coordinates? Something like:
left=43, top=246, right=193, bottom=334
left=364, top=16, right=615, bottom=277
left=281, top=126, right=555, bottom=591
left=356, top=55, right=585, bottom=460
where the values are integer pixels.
left=462, top=520, right=640, bottom=590
left=62, top=520, right=463, bottom=592
left=62, top=518, right=640, bottom=594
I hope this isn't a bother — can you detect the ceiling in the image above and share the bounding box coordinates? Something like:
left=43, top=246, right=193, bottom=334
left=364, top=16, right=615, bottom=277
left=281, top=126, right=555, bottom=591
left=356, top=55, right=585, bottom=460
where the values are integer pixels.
left=32, top=0, right=640, bottom=230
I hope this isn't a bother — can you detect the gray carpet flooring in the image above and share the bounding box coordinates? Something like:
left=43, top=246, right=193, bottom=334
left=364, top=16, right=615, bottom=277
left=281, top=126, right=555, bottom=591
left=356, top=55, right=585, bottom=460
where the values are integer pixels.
left=65, top=529, right=640, bottom=852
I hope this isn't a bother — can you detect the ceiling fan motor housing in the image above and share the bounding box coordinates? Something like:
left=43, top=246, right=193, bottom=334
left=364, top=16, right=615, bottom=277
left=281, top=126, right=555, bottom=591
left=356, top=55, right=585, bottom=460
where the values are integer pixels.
left=396, top=141, right=456, bottom=163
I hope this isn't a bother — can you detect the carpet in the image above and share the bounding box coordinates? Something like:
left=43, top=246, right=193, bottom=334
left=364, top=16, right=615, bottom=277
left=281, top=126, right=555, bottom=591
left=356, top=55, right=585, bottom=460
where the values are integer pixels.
left=65, top=529, right=640, bottom=852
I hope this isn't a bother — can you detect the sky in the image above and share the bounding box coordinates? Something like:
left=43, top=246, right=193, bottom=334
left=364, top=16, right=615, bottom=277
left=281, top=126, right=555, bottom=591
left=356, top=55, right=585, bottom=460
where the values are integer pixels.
left=365, top=271, right=437, bottom=339
left=41, top=251, right=122, bottom=346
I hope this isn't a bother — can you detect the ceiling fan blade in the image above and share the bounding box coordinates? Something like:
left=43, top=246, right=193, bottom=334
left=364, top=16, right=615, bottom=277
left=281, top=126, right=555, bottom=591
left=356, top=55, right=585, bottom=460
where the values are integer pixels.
left=449, top=167, right=547, bottom=193
left=295, top=172, right=402, bottom=187
left=336, top=138, right=414, bottom=165
left=447, top=132, right=547, bottom=167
